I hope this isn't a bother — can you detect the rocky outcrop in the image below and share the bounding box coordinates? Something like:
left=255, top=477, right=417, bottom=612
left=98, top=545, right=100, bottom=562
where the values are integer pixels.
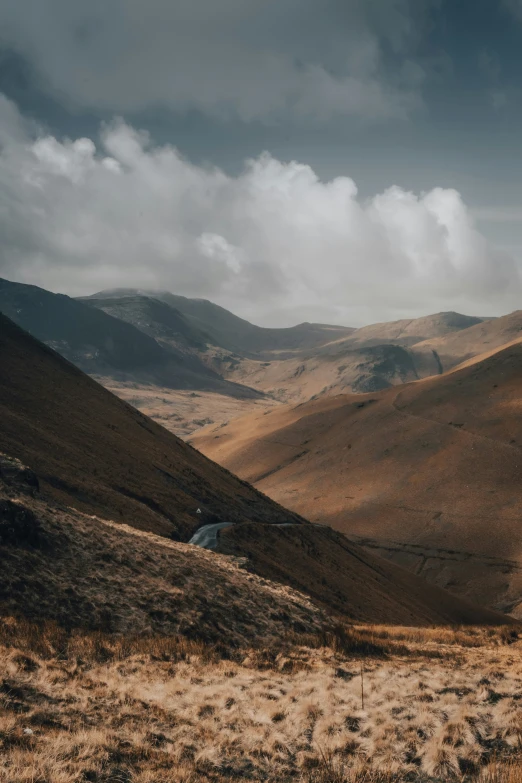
left=0, top=454, right=39, bottom=494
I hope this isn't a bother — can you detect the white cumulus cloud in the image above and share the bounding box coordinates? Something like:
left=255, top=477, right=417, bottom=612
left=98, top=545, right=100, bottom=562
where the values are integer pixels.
left=0, top=95, right=519, bottom=326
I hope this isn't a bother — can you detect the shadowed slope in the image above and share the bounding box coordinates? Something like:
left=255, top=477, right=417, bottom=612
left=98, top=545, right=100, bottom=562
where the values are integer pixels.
left=0, top=460, right=326, bottom=642
left=0, top=313, right=305, bottom=540
left=84, top=287, right=355, bottom=355
left=0, top=278, right=260, bottom=398
left=219, top=523, right=509, bottom=626
left=78, top=294, right=212, bottom=353
left=0, top=314, right=508, bottom=627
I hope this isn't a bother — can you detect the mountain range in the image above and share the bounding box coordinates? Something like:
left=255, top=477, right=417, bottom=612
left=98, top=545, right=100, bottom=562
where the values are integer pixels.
left=0, top=277, right=505, bottom=436
left=0, top=310, right=504, bottom=627
left=4, top=276, right=522, bottom=619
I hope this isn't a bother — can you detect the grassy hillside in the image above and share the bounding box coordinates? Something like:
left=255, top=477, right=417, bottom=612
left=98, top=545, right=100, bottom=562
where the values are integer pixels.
left=220, top=523, right=508, bottom=626
left=0, top=461, right=324, bottom=642
left=1, top=314, right=507, bottom=628
left=0, top=313, right=304, bottom=540
left=193, top=342, right=522, bottom=614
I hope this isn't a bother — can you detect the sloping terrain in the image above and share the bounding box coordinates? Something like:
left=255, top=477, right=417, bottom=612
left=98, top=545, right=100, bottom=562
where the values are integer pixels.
left=0, top=278, right=259, bottom=398
left=3, top=280, right=501, bottom=437
left=216, top=343, right=421, bottom=405
left=103, top=380, right=278, bottom=438
left=210, top=311, right=490, bottom=404
left=79, top=294, right=212, bottom=353
left=0, top=453, right=508, bottom=633
left=0, top=314, right=507, bottom=628
left=411, top=310, right=522, bottom=373
left=318, top=311, right=485, bottom=352
left=219, top=523, right=507, bottom=626
left=0, top=313, right=305, bottom=541
left=193, top=343, right=522, bottom=614
left=0, top=459, right=324, bottom=642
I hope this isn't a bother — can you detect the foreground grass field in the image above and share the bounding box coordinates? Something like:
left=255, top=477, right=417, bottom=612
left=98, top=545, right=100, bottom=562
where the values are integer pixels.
left=1, top=620, right=521, bottom=782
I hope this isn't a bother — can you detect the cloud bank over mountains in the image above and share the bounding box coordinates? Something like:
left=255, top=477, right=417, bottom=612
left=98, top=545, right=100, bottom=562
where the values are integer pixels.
left=0, top=94, right=519, bottom=326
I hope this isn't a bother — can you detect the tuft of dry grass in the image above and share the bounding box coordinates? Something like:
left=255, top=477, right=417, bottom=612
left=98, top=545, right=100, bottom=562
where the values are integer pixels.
left=1, top=619, right=521, bottom=782
left=478, top=759, right=522, bottom=783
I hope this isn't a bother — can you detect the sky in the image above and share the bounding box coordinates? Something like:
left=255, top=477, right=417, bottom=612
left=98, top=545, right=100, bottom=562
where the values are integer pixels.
left=1, top=0, right=522, bottom=326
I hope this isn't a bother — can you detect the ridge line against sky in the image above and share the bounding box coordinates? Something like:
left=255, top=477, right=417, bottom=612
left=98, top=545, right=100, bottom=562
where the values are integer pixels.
left=1, top=0, right=522, bottom=326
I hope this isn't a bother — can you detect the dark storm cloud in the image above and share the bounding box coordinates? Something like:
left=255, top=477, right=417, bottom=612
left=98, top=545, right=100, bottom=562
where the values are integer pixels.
left=1, top=1, right=522, bottom=326
left=0, top=0, right=436, bottom=122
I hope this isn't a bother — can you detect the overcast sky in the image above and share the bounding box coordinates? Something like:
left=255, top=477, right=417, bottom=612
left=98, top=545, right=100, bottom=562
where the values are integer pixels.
left=1, top=0, right=522, bottom=326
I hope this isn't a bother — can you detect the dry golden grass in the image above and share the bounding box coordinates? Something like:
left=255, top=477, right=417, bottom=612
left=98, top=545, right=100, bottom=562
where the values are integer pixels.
left=1, top=620, right=521, bottom=782
left=0, top=481, right=326, bottom=645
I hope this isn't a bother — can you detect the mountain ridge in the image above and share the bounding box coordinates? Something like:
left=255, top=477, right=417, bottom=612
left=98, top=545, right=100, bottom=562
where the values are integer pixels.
left=0, top=311, right=506, bottom=627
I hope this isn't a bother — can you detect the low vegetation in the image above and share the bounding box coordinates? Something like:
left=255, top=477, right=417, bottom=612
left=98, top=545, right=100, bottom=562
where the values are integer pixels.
left=1, top=619, right=521, bottom=782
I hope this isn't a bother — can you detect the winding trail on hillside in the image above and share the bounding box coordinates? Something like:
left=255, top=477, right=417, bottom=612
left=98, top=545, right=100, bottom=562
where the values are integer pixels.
left=188, top=522, right=233, bottom=550
left=189, top=521, right=324, bottom=550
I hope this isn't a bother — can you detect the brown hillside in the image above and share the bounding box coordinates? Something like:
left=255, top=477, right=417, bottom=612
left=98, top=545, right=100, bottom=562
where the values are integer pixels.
left=0, top=314, right=508, bottom=628
left=212, top=311, right=486, bottom=406
left=216, top=343, right=420, bottom=404
left=412, top=310, right=522, bottom=373
left=318, top=311, right=485, bottom=353
left=0, top=462, right=326, bottom=644
left=193, top=343, right=522, bottom=614
left=219, top=523, right=508, bottom=626
left=0, top=313, right=306, bottom=540
left=1, top=454, right=509, bottom=631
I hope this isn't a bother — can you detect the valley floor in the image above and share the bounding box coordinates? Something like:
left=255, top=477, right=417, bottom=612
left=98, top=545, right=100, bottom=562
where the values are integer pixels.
left=1, top=621, right=521, bottom=782
left=100, top=379, right=277, bottom=437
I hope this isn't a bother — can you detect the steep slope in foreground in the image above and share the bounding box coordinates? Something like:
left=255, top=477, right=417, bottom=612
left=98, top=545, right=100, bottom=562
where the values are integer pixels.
left=1, top=454, right=508, bottom=630
left=193, top=343, right=522, bottom=614
left=0, top=313, right=305, bottom=541
left=219, top=523, right=509, bottom=626
left=0, top=459, right=325, bottom=643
